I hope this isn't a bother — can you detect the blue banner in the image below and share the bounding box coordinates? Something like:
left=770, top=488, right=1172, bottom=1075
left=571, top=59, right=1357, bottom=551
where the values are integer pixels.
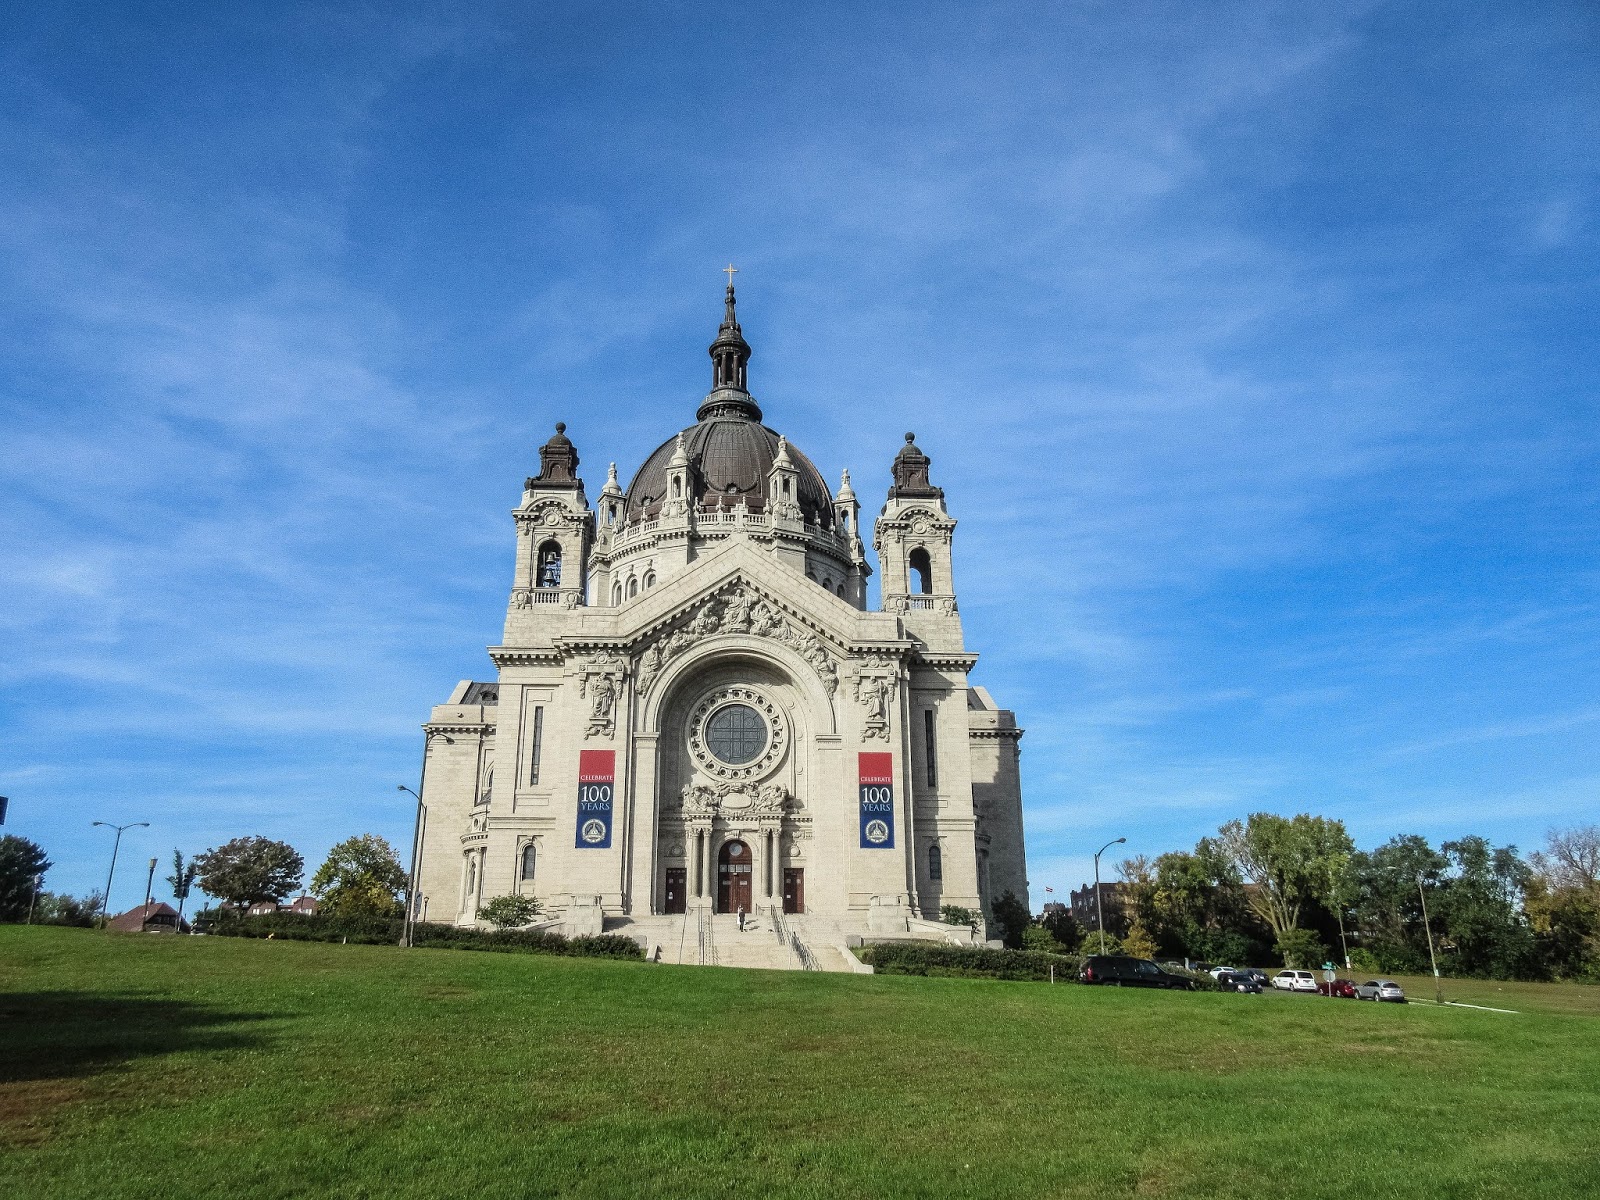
left=858, top=752, right=895, bottom=849
left=574, top=749, right=615, bottom=849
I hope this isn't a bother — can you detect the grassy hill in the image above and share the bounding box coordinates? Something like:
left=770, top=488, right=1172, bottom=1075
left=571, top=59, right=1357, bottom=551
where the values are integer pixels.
left=2, top=927, right=1597, bottom=1199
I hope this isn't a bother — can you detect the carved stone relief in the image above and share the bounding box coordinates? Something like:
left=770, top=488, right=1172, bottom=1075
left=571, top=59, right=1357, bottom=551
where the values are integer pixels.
left=630, top=583, right=839, bottom=697
left=576, top=654, right=628, bottom=738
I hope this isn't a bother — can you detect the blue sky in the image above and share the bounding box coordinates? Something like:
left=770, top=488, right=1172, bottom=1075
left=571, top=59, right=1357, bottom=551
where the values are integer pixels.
left=2, top=1, right=1595, bottom=914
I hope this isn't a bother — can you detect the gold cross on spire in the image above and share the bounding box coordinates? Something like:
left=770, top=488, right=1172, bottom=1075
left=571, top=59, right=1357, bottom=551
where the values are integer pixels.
left=722, top=263, right=738, bottom=287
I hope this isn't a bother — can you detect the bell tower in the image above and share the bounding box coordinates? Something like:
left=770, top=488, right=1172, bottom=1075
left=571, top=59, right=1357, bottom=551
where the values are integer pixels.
left=874, top=432, right=961, bottom=645
left=509, top=423, right=592, bottom=617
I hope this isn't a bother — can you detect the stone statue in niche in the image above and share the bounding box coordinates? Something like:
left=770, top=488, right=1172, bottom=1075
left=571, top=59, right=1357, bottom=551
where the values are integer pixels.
left=577, top=654, right=627, bottom=738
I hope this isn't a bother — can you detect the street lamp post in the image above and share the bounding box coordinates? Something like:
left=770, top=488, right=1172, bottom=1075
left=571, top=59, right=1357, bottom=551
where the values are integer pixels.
left=91, top=820, right=149, bottom=928
left=140, top=857, right=157, bottom=932
left=398, top=784, right=424, bottom=949
left=1417, top=874, right=1445, bottom=1004
left=399, top=730, right=451, bottom=949
left=27, top=873, right=42, bottom=924
left=1093, top=837, right=1127, bottom=956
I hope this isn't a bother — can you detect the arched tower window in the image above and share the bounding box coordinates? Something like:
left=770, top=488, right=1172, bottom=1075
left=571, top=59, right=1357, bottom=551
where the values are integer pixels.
left=909, top=547, right=933, bottom=594
left=537, top=541, right=562, bottom=588
left=644, top=572, right=656, bottom=590
left=929, top=843, right=942, bottom=881
left=628, top=577, right=639, bottom=598
left=520, top=843, right=537, bottom=883
left=672, top=477, right=682, bottom=498
left=612, top=582, right=623, bottom=607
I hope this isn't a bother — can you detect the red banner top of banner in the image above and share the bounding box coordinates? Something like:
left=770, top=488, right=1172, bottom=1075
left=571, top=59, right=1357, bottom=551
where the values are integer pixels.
left=578, top=749, right=616, bottom=783
left=858, top=752, right=893, bottom=785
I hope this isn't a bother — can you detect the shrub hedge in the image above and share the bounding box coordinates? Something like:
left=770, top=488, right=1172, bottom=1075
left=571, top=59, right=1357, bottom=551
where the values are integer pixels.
left=858, top=942, right=1081, bottom=982
left=196, top=910, right=643, bottom=960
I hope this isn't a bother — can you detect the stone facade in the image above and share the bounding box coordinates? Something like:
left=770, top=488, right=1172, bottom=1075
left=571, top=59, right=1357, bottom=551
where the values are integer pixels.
left=411, top=285, right=1028, bottom=945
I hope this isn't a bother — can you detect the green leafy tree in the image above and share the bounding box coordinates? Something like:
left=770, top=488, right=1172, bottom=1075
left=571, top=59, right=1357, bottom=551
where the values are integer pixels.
left=990, top=891, right=1032, bottom=950
left=0, top=835, right=51, bottom=922
left=1347, top=834, right=1449, bottom=973
left=478, top=893, right=542, bottom=930
left=1039, top=906, right=1084, bottom=951
left=1438, top=836, right=1537, bottom=978
left=194, top=837, right=304, bottom=908
left=1020, top=923, right=1062, bottom=953
left=36, top=891, right=102, bottom=927
left=311, top=834, right=407, bottom=918
left=1215, top=813, right=1355, bottom=950
left=1146, top=842, right=1261, bottom=960
left=166, top=850, right=199, bottom=930
left=1275, top=927, right=1327, bottom=969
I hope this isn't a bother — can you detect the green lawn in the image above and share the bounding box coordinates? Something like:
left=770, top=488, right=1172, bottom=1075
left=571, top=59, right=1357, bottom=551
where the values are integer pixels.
left=3, top=928, right=1597, bottom=1199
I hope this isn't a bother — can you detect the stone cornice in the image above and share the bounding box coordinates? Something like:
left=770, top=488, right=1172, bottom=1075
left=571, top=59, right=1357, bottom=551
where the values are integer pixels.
left=487, top=647, right=564, bottom=667
left=968, top=727, right=1024, bottom=741
left=425, top=721, right=495, bottom=736
left=913, top=652, right=979, bottom=670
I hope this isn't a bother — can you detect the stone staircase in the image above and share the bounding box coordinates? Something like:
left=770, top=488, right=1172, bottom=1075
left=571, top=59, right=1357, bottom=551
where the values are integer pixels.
left=603, top=909, right=873, bottom=973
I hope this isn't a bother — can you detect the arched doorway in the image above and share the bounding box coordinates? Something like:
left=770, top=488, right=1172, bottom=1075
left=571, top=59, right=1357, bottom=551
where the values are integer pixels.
left=717, top=839, right=753, bottom=914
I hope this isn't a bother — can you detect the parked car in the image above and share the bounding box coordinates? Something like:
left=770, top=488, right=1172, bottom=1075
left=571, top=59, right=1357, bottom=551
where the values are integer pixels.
left=1215, top=970, right=1262, bottom=994
left=1237, top=968, right=1270, bottom=988
left=1355, top=979, right=1408, bottom=1003
left=1080, top=955, right=1195, bottom=990
left=1272, top=970, right=1319, bottom=992
left=1316, top=977, right=1358, bottom=998
left=1207, top=965, right=1238, bottom=979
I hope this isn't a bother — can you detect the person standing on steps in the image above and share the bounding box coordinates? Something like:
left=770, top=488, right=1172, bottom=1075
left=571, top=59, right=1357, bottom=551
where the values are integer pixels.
left=737, top=905, right=747, bottom=933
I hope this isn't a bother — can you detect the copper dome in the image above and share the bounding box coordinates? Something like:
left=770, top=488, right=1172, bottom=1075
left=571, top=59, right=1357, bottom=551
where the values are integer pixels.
left=624, top=410, right=834, bottom=528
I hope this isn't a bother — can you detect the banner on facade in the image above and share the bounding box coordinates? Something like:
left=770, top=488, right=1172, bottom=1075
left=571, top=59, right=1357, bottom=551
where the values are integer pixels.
left=574, top=749, right=615, bottom=849
left=858, top=752, right=895, bottom=849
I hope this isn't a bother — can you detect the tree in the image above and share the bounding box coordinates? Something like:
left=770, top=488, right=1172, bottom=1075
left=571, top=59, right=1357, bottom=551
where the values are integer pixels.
left=0, top=835, right=51, bottom=922
left=1276, top=927, right=1327, bottom=969
left=35, top=891, right=102, bottom=927
left=1145, top=842, right=1261, bottom=961
left=1214, top=813, right=1354, bottom=950
left=478, top=893, right=542, bottom=930
left=310, top=834, right=407, bottom=918
left=1039, top=906, right=1083, bottom=951
left=1020, top=923, right=1062, bottom=953
left=1530, top=825, right=1600, bottom=891
left=990, top=891, right=1032, bottom=950
left=1438, top=836, right=1537, bottom=978
left=193, top=837, right=304, bottom=908
left=166, top=850, right=199, bottom=930
left=1347, top=834, right=1449, bottom=973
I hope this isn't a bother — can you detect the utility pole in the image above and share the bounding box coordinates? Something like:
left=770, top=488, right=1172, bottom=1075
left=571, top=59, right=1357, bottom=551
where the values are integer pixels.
left=1417, top=875, right=1444, bottom=1004
left=26, top=873, right=42, bottom=924
left=1093, top=836, right=1127, bottom=955
left=140, top=857, right=157, bottom=932
left=92, top=820, right=149, bottom=928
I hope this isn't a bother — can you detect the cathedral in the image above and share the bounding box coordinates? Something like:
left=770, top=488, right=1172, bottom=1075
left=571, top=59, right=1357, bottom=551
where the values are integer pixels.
left=411, top=281, right=1028, bottom=967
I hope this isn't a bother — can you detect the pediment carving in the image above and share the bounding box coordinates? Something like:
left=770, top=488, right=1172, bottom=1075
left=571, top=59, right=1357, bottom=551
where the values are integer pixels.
left=632, top=581, right=838, bottom=697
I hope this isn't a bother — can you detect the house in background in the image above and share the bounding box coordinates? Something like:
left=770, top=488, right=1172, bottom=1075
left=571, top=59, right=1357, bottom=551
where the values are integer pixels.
left=108, top=902, right=185, bottom=933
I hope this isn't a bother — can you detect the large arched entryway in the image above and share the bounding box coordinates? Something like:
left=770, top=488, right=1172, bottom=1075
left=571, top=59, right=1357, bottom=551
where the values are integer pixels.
left=717, top=839, right=753, bottom=914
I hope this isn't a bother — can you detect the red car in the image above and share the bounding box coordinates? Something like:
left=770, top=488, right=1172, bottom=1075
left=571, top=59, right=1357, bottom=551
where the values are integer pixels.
left=1316, top=978, right=1358, bottom=998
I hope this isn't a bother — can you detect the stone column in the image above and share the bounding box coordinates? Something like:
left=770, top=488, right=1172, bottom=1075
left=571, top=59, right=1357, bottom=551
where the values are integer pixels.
left=627, top=733, right=659, bottom=913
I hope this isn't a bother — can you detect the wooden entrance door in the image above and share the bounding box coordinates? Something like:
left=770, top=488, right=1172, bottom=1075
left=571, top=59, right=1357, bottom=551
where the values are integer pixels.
left=663, top=868, right=686, bottom=915
left=717, top=840, right=753, bottom=914
left=782, top=868, right=804, bottom=914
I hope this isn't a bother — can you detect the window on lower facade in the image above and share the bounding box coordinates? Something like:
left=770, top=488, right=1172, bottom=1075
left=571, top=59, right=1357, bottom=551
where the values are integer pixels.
left=520, top=843, right=537, bottom=882
left=528, top=705, right=543, bottom=786
left=929, top=844, right=943, bottom=881
left=924, top=709, right=938, bottom=788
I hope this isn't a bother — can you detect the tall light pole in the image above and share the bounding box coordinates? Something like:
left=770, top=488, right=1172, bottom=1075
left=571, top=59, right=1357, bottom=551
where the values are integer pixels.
left=91, top=820, right=148, bottom=928
left=140, top=857, right=157, bottom=932
left=1417, top=874, right=1444, bottom=1004
left=1094, top=836, right=1127, bottom=955
left=400, top=730, right=451, bottom=949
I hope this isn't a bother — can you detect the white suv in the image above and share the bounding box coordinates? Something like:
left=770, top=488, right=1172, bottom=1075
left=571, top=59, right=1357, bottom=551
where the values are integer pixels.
left=1273, top=969, right=1318, bottom=992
